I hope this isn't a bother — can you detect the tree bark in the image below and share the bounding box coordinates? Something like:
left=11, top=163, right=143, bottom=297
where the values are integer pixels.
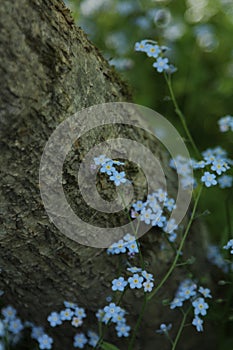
left=0, top=1, right=215, bottom=349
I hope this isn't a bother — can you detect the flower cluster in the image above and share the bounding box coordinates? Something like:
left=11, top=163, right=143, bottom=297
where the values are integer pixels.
left=135, top=39, right=176, bottom=74
left=94, top=155, right=128, bottom=186
left=72, top=330, right=99, bottom=348
left=111, top=267, right=155, bottom=293
left=218, top=115, right=233, bottom=132
left=223, top=239, right=233, bottom=255
left=170, top=147, right=232, bottom=189
left=107, top=233, right=139, bottom=256
left=193, top=117, right=233, bottom=188
left=30, top=325, right=53, bottom=350
left=169, top=155, right=195, bottom=189
left=1, top=305, right=23, bottom=335
left=0, top=305, right=24, bottom=348
left=131, top=189, right=178, bottom=242
left=0, top=305, right=54, bottom=350
left=198, top=147, right=231, bottom=188
left=96, top=303, right=131, bottom=338
left=46, top=301, right=92, bottom=348
left=170, top=279, right=211, bottom=332
left=127, top=268, right=154, bottom=292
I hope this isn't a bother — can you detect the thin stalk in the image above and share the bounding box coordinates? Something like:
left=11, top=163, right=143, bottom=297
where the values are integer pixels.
left=148, top=185, right=202, bottom=301
left=172, top=311, right=188, bottom=350
left=127, top=295, right=148, bottom=350
left=164, top=73, right=200, bottom=159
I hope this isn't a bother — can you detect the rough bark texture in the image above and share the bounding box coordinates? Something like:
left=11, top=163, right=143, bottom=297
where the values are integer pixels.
left=0, top=1, right=215, bottom=349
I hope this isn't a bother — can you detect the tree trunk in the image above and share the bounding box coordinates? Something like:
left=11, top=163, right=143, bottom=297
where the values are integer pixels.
left=0, top=0, right=215, bottom=349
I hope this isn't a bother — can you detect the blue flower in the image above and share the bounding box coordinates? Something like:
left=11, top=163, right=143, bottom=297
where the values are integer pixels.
left=223, top=239, right=233, bottom=254
left=127, top=266, right=142, bottom=273
left=128, top=274, right=144, bottom=289
left=1, top=305, right=17, bottom=321
left=207, top=245, right=230, bottom=273
left=96, top=309, right=105, bottom=321
left=114, top=313, right=126, bottom=324
left=192, top=316, right=203, bottom=332
left=116, top=239, right=128, bottom=253
left=38, top=334, right=53, bottom=350
left=115, top=323, right=131, bottom=337
left=140, top=208, right=156, bottom=225
left=193, top=160, right=206, bottom=169
left=94, top=155, right=110, bottom=166
left=156, top=189, right=168, bottom=202
left=149, top=201, right=162, bottom=214
left=179, top=284, right=197, bottom=300
left=100, top=161, right=115, bottom=175
left=201, top=172, right=217, bottom=187
left=153, top=57, right=169, bottom=73
left=156, top=323, right=172, bottom=334
left=106, top=295, right=112, bottom=302
left=73, top=333, right=88, bottom=348
left=192, top=298, right=209, bottom=316
left=71, top=317, right=83, bottom=328
left=47, top=312, right=62, bottom=327
left=109, top=171, right=127, bottom=186
left=132, top=200, right=146, bottom=212
left=145, top=44, right=161, bottom=58
left=8, top=318, right=24, bottom=334
left=87, top=330, right=99, bottom=347
left=60, top=308, right=74, bottom=321
left=124, top=233, right=135, bottom=242
left=135, top=40, right=149, bottom=52
left=141, top=271, right=154, bottom=281
left=218, top=115, right=233, bottom=132
left=64, top=301, right=77, bottom=309
left=198, top=287, right=212, bottom=298
left=113, top=160, right=125, bottom=165
left=168, top=232, right=177, bottom=242
left=203, top=154, right=216, bottom=165
left=143, top=280, right=154, bottom=292
left=112, top=277, right=128, bottom=292
left=170, top=297, right=183, bottom=309
left=31, top=326, right=44, bottom=340
left=164, top=198, right=176, bottom=211
left=152, top=213, right=167, bottom=228
left=164, top=218, right=178, bottom=234
left=147, top=192, right=158, bottom=203
left=103, top=303, right=121, bottom=321
left=74, top=307, right=86, bottom=319
left=211, top=159, right=228, bottom=175
left=218, top=175, right=233, bottom=188
left=127, top=241, right=139, bottom=254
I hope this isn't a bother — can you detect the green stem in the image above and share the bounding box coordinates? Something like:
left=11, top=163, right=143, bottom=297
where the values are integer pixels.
left=127, top=295, right=148, bottom=350
left=172, top=311, right=188, bottom=350
left=164, top=73, right=201, bottom=159
left=148, top=185, right=202, bottom=301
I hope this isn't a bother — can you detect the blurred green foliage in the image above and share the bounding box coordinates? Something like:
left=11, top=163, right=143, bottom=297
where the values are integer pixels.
left=65, top=0, right=233, bottom=305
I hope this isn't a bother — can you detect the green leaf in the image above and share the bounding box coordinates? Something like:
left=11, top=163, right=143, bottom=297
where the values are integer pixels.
left=101, top=341, right=120, bottom=350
